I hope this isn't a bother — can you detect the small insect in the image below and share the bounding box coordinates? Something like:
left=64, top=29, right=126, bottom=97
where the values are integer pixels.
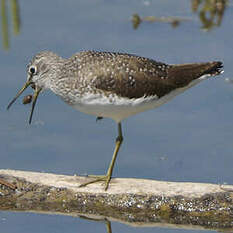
left=22, top=95, right=32, bottom=105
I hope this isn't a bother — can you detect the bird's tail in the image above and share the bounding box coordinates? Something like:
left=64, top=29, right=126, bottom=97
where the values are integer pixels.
left=168, top=61, right=224, bottom=85
left=202, top=61, right=224, bottom=76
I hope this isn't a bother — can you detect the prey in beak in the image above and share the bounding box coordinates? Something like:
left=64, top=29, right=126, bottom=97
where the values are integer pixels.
left=7, top=80, right=42, bottom=124
left=7, top=52, right=56, bottom=124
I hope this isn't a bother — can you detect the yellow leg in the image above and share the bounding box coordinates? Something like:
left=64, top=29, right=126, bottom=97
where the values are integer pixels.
left=79, top=122, right=123, bottom=191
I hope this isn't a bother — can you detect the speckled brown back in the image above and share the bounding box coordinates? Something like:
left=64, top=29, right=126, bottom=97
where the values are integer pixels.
left=68, top=51, right=222, bottom=99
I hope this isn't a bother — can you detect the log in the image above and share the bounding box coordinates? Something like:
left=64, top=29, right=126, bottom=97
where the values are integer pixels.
left=0, top=169, right=232, bottom=231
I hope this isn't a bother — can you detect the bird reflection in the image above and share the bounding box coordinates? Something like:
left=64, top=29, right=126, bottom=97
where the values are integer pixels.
left=79, top=215, right=112, bottom=233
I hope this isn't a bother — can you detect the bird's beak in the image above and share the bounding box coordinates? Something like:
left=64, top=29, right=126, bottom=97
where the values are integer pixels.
left=7, top=80, right=31, bottom=110
left=7, top=80, right=42, bottom=124
left=29, top=86, right=42, bottom=124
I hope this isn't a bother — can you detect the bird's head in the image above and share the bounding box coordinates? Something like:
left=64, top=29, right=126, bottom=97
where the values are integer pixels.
left=7, top=51, right=63, bottom=124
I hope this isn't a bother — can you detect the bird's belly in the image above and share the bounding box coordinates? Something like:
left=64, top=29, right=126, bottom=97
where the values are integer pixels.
left=71, top=93, right=160, bottom=122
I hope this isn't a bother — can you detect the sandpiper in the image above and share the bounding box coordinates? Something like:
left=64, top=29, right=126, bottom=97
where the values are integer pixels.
left=7, top=51, right=223, bottom=190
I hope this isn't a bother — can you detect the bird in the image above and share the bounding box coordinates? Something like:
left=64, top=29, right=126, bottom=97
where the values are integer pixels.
left=7, top=50, right=223, bottom=190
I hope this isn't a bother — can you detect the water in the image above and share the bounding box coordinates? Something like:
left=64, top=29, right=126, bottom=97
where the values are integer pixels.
left=1, top=0, right=233, bottom=232
left=0, top=212, right=210, bottom=233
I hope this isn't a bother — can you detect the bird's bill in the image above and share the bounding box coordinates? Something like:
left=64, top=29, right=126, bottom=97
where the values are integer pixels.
left=29, top=87, right=41, bottom=124
left=7, top=81, right=31, bottom=110
left=7, top=81, right=42, bottom=124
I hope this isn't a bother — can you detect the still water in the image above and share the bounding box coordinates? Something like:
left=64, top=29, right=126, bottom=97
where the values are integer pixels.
left=1, top=0, right=233, bottom=232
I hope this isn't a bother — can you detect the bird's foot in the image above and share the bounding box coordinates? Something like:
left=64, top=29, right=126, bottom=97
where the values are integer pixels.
left=79, top=174, right=111, bottom=191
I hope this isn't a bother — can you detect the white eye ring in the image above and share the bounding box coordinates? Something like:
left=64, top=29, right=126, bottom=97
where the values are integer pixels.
left=28, top=65, right=37, bottom=75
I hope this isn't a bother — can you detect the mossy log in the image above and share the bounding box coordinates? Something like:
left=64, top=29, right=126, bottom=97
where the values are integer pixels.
left=0, top=169, right=233, bottom=231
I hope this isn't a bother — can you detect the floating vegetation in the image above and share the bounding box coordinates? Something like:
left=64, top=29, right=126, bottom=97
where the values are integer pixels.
left=131, top=14, right=190, bottom=30
left=192, top=0, right=228, bottom=31
left=1, top=0, right=20, bottom=50
left=132, top=0, right=227, bottom=31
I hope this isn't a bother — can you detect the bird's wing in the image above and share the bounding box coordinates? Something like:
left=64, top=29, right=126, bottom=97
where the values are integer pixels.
left=89, top=53, right=175, bottom=99
left=71, top=51, right=223, bottom=99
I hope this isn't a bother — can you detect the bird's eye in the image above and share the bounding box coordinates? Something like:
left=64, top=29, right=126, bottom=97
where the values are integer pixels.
left=29, top=65, right=37, bottom=75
